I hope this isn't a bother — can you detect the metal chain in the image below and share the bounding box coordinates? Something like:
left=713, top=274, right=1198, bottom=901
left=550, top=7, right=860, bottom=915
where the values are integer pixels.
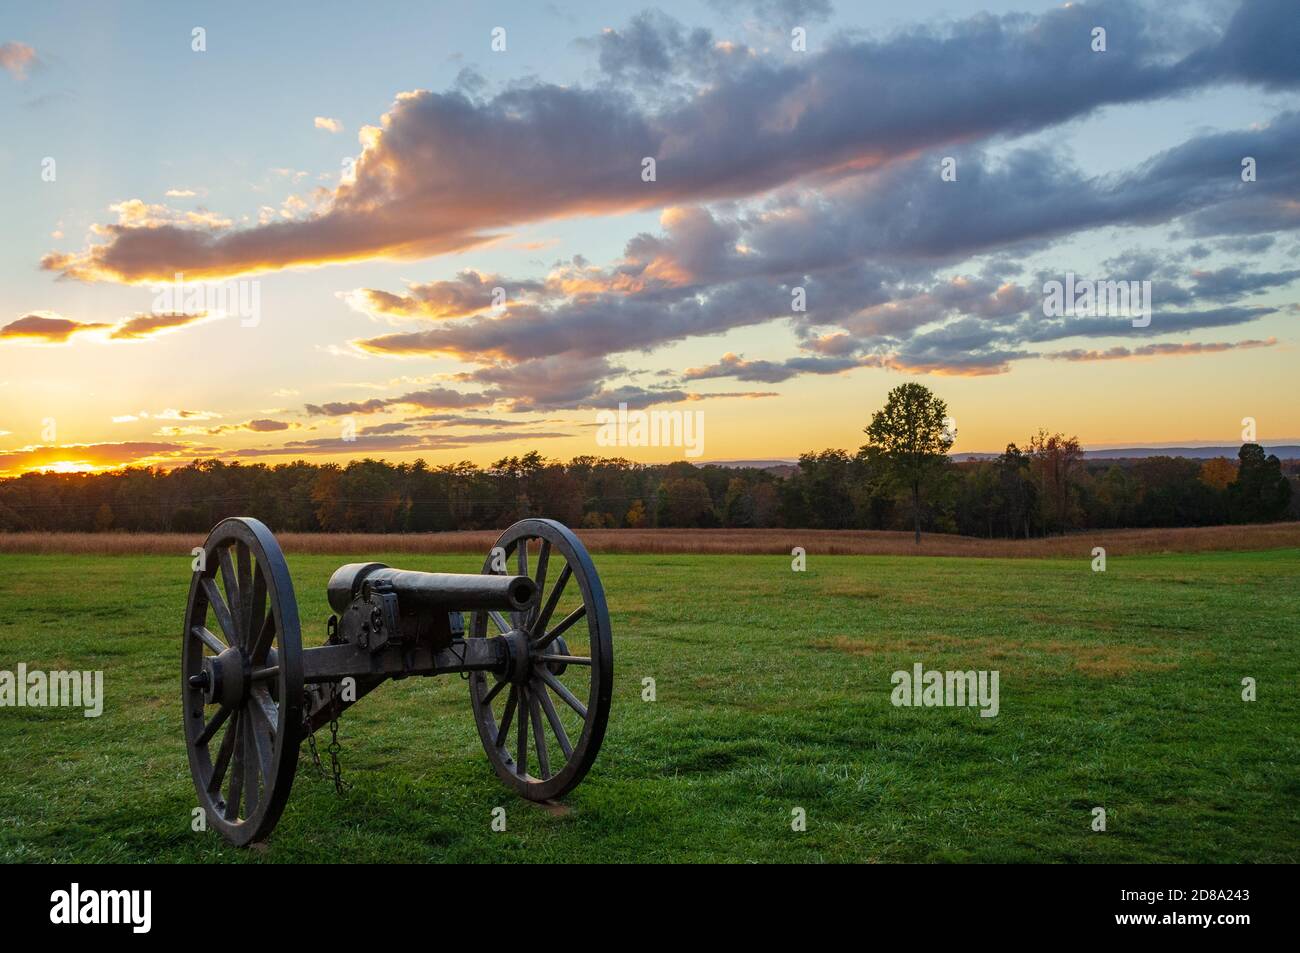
left=302, top=684, right=349, bottom=795
left=302, top=690, right=326, bottom=778
left=327, top=708, right=349, bottom=795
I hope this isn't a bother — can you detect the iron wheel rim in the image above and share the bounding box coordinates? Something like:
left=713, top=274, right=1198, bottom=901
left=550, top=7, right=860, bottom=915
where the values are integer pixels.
left=468, top=518, right=613, bottom=802
left=181, top=517, right=302, bottom=845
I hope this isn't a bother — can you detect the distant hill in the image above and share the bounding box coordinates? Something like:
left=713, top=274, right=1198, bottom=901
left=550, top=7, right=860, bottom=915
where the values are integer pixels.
left=698, top=459, right=797, bottom=469
left=953, top=445, right=1300, bottom=461
left=696, top=459, right=798, bottom=477
left=701, top=446, right=1300, bottom=469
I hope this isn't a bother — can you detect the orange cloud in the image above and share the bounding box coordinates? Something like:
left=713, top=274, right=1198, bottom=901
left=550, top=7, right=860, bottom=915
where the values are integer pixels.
left=1044, top=338, right=1279, bottom=362
left=157, top=419, right=296, bottom=436
left=0, top=41, right=37, bottom=80
left=0, top=310, right=217, bottom=344
left=304, top=386, right=491, bottom=416
left=883, top=356, right=1012, bottom=377
left=342, top=271, right=526, bottom=320
left=108, top=311, right=217, bottom=340
left=0, top=313, right=111, bottom=343
left=0, top=441, right=195, bottom=476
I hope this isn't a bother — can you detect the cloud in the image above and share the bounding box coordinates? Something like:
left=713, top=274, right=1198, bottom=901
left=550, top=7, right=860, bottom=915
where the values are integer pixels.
left=358, top=422, right=413, bottom=436
left=223, top=430, right=573, bottom=458
left=0, top=313, right=111, bottom=343
left=108, top=310, right=218, bottom=340
left=242, top=418, right=292, bottom=432
left=40, top=0, right=1300, bottom=284
left=0, top=310, right=219, bottom=344
left=304, top=385, right=490, bottom=416
left=154, top=408, right=222, bottom=421
left=583, top=11, right=725, bottom=85
left=302, top=398, right=390, bottom=416
left=682, top=351, right=866, bottom=383
left=0, top=41, right=37, bottom=80
left=407, top=414, right=538, bottom=428
left=344, top=270, right=544, bottom=320
left=1180, top=0, right=1300, bottom=90
left=1024, top=306, right=1279, bottom=344
left=1188, top=266, right=1300, bottom=302
left=159, top=418, right=297, bottom=436
left=343, top=101, right=1300, bottom=388
left=114, top=408, right=224, bottom=425
left=1044, top=338, right=1279, bottom=362
left=314, top=116, right=344, bottom=133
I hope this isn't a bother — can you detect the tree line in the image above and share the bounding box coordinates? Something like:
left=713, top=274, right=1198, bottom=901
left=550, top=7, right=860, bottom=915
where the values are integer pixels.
left=0, top=386, right=1294, bottom=535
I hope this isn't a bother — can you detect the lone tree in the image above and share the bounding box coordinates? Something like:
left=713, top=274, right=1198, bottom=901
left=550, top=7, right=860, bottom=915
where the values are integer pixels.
left=1027, top=430, right=1082, bottom=535
left=863, top=382, right=954, bottom=544
left=1228, top=443, right=1293, bottom=522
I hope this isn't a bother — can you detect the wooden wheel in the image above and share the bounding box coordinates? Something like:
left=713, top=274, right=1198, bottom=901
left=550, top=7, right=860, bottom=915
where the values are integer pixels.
left=469, top=519, right=613, bottom=801
left=182, top=517, right=303, bottom=845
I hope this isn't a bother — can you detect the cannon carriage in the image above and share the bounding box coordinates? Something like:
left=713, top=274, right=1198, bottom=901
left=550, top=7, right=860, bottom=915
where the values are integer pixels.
left=181, top=517, right=612, bottom=845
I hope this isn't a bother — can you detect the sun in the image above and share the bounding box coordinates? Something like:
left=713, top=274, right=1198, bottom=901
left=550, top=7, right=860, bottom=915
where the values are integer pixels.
left=28, top=461, right=102, bottom=475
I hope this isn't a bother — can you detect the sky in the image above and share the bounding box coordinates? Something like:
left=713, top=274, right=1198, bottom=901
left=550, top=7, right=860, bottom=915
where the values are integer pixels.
left=1, top=0, right=1297, bottom=476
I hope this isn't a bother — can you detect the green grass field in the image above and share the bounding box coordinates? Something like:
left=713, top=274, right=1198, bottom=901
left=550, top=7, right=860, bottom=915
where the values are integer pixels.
left=1, top=548, right=1297, bottom=863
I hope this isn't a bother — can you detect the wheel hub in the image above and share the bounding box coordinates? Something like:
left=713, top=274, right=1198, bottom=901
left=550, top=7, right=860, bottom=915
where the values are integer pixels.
left=500, top=629, right=533, bottom=684
left=496, top=630, right=571, bottom=683
left=195, top=646, right=249, bottom=708
left=541, top=635, right=570, bottom=676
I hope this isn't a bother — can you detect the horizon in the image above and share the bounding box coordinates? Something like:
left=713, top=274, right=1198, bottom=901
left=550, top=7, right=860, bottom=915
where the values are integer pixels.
left=3, top=0, right=1299, bottom=477
left=6, top=436, right=1300, bottom=480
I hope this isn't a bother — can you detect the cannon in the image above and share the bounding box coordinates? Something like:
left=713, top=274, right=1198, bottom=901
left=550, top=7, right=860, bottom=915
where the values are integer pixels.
left=181, top=517, right=612, bottom=845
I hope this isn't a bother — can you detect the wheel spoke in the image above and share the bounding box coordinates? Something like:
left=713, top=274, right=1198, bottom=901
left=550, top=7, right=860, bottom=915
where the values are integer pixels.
left=537, top=684, right=572, bottom=759
left=541, top=655, right=592, bottom=666
left=236, top=542, right=254, bottom=643
left=516, top=538, right=528, bottom=579
left=531, top=562, right=571, bottom=639
left=516, top=685, right=529, bottom=777
left=249, top=686, right=279, bottom=735
left=249, top=610, right=276, bottom=663
left=210, top=709, right=239, bottom=794
left=480, top=676, right=507, bottom=706
left=530, top=540, right=551, bottom=630
left=226, top=714, right=245, bottom=820
left=535, top=667, right=587, bottom=720
left=245, top=558, right=266, bottom=655
left=535, top=604, right=586, bottom=652
left=488, top=611, right=510, bottom=634
left=251, top=665, right=279, bottom=682
left=241, top=709, right=260, bottom=817
left=218, top=545, right=243, bottom=646
left=495, top=687, right=517, bottom=748
left=528, top=688, right=550, bottom=780
left=201, top=577, right=239, bottom=645
left=191, top=624, right=225, bottom=654
left=195, top=703, right=232, bottom=747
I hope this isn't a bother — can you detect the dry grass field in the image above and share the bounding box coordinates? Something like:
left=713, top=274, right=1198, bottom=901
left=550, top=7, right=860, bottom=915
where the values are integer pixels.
left=2, top=521, right=1299, bottom=557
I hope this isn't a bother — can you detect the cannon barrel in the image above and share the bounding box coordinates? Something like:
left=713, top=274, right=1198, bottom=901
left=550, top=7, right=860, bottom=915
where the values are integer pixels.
left=327, top=562, right=537, bottom=615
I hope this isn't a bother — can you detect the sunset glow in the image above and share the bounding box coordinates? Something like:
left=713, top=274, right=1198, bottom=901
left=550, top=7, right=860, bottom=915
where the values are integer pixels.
left=3, top=0, right=1298, bottom=477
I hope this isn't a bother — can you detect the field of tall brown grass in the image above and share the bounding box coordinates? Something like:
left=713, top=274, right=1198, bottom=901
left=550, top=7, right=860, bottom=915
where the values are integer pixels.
left=2, top=522, right=1298, bottom=557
